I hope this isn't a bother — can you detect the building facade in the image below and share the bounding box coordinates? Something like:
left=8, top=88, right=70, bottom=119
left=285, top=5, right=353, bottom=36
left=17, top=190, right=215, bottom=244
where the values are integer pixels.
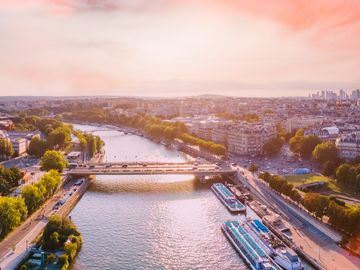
left=335, top=133, right=360, bottom=160
left=11, top=138, right=27, bottom=155
left=227, top=123, right=276, bottom=156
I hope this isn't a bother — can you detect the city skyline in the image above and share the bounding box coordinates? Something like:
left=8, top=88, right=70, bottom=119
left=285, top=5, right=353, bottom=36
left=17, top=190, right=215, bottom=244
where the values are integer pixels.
left=1, top=0, right=360, bottom=97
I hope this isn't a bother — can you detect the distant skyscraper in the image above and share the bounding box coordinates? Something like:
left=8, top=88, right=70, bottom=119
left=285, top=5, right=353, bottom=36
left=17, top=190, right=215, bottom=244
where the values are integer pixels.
left=339, top=89, right=347, bottom=100
left=351, top=89, right=360, bottom=99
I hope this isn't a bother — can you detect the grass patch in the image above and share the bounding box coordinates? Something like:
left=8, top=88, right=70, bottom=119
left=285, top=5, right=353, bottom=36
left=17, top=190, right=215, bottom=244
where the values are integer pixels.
left=285, top=174, right=341, bottom=192
left=286, top=174, right=331, bottom=186
left=285, top=174, right=360, bottom=199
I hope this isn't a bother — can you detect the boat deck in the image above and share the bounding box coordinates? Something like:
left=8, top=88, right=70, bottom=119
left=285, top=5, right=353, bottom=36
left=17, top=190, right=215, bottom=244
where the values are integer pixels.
left=224, top=221, right=281, bottom=270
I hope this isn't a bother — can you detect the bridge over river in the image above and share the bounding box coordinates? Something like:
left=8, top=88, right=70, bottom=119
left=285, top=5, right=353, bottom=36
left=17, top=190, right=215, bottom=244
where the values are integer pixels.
left=68, top=162, right=235, bottom=177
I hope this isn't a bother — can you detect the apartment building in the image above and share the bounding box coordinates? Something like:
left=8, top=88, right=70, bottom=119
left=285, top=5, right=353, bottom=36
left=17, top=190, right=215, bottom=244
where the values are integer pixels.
left=335, top=133, right=360, bottom=160
left=227, top=123, right=276, bottom=156
left=284, top=116, right=329, bottom=133
left=11, top=138, right=27, bottom=156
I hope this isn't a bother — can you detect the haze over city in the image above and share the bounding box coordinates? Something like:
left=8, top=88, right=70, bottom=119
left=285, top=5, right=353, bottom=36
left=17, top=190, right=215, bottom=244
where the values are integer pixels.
left=1, top=0, right=360, bottom=97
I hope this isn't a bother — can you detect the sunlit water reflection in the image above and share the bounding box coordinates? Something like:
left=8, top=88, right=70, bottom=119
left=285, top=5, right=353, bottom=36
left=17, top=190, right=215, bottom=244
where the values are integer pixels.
left=70, top=124, right=312, bottom=270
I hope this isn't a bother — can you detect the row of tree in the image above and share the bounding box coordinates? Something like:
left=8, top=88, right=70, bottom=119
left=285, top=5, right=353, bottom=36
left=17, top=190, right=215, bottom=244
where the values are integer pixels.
left=180, top=133, right=226, bottom=155
left=289, top=129, right=321, bottom=159
left=0, top=153, right=64, bottom=240
left=0, top=165, right=23, bottom=195
left=288, top=129, right=340, bottom=165
left=259, top=172, right=302, bottom=202
left=64, top=109, right=226, bottom=156
left=21, top=170, right=61, bottom=213
left=14, top=116, right=73, bottom=157
left=303, top=193, right=360, bottom=235
left=74, top=131, right=104, bottom=158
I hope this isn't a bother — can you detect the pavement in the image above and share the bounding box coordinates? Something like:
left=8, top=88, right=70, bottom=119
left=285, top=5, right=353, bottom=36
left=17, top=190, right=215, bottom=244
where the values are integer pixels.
left=233, top=163, right=360, bottom=270
left=0, top=177, right=79, bottom=270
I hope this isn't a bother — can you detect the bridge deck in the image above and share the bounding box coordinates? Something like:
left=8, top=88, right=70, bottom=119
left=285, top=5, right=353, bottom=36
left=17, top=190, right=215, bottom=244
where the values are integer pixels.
left=69, top=163, right=235, bottom=176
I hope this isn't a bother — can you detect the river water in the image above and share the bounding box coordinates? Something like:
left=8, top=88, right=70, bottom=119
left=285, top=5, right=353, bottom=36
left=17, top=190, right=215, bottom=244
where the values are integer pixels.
left=69, top=124, right=312, bottom=270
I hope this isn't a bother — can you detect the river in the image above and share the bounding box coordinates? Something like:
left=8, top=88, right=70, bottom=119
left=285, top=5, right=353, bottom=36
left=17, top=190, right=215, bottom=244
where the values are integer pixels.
left=69, top=124, right=312, bottom=270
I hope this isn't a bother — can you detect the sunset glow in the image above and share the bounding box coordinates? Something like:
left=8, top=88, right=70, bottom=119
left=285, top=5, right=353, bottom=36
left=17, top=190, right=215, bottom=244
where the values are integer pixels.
left=0, top=0, right=359, bottom=96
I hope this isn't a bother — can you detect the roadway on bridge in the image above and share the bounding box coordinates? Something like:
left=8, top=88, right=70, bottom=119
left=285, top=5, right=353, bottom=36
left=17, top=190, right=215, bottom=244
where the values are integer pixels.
left=69, top=163, right=234, bottom=176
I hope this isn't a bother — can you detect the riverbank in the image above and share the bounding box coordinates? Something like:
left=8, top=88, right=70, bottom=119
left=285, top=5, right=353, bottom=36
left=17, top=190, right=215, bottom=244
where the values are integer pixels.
left=17, top=215, right=83, bottom=270
left=0, top=174, right=92, bottom=270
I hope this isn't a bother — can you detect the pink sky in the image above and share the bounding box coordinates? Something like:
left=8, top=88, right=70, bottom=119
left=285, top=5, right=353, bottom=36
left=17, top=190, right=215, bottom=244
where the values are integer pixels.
left=0, top=0, right=359, bottom=97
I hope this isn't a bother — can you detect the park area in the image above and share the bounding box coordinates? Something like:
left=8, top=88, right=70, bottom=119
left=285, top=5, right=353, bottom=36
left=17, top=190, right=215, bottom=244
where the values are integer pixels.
left=285, top=174, right=360, bottom=205
left=285, top=174, right=339, bottom=191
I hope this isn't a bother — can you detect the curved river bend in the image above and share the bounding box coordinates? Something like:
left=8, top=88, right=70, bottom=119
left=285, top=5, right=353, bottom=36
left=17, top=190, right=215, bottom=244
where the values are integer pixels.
left=70, top=124, right=312, bottom=270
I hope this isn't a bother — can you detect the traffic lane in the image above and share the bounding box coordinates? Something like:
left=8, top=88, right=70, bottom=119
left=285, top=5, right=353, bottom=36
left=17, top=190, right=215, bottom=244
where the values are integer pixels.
left=2, top=156, right=39, bottom=169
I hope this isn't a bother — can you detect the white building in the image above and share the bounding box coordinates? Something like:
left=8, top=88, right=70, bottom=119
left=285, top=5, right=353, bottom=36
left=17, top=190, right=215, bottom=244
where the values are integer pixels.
left=284, top=116, right=327, bottom=133
left=335, top=133, right=360, bottom=160
left=227, top=123, right=276, bottom=156
left=11, top=138, right=27, bottom=155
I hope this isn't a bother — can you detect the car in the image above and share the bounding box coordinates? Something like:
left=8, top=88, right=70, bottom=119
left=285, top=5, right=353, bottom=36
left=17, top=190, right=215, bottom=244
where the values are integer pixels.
left=142, top=164, right=148, bottom=167
left=89, top=165, right=95, bottom=169
left=231, top=162, right=237, bottom=166
left=105, top=164, right=112, bottom=168
left=74, top=179, right=84, bottom=186
left=122, top=164, right=128, bottom=168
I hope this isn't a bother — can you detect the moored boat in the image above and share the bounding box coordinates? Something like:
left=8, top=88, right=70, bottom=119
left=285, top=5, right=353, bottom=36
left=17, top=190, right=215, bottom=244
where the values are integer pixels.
left=244, top=219, right=303, bottom=270
left=222, top=220, right=282, bottom=270
left=211, top=183, right=246, bottom=213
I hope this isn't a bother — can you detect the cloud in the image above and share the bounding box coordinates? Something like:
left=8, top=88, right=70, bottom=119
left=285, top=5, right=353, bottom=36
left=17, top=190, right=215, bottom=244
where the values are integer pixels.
left=221, top=0, right=360, bottom=49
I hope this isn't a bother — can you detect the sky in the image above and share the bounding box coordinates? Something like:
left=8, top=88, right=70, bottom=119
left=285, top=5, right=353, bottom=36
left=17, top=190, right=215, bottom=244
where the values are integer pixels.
left=0, top=0, right=360, bottom=97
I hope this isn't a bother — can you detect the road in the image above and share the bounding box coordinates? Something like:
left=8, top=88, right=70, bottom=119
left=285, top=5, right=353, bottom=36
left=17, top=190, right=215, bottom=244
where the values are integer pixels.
left=1, top=155, right=39, bottom=170
left=232, top=164, right=360, bottom=270
left=69, top=162, right=234, bottom=176
left=0, top=177, right=83, bottom=270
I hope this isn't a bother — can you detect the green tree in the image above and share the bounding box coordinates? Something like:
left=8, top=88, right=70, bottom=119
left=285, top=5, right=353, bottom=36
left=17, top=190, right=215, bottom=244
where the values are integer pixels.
left=299, top=135, right=321, bottom=158
left=312, top=141, right=338, bottom=164
left=322, top=160, right=337, bottom=177
left=39, top=170, right=61, bottom=198
left=248, top=164, right=258, bottom=173
left=336, top=164, right=351, bottom=184
left=0, top=138, right=14, bottom=159
left=263, top=137, right=284, bottom=156
left=48, top=232, right=60, bottom=250
left=42, top=215, right=81, bottom=252
left=0, top=197, right=27, bottom=239
left=0, top=166, right=23, bottom=195
left=47, top=126, right=72, bottom=150
left=41, top=150, right=68, bottom=173
left=28, top=136, right=47, bottom=157
left=303, top=193, right=329, bottom=219
left=259, top=171, right=271, bottom=182
left=21, top=185, right=44, bottom=213
left=289, top=131, right=305, bottom=154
